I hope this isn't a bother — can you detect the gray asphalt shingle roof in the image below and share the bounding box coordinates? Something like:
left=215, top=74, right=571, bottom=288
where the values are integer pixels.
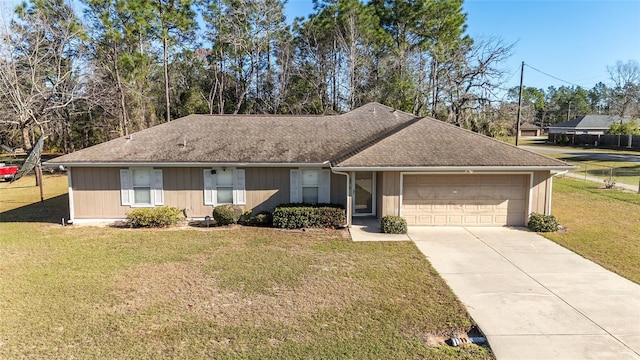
left=48, top=102, right=570, bottom=169
left=551, top=115, right=632, bottom=130
left=335, top=117, right=566, bottom=167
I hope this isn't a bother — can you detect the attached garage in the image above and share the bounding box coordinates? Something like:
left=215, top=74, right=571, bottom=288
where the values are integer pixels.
left=401, top=174, right=529, bottom=226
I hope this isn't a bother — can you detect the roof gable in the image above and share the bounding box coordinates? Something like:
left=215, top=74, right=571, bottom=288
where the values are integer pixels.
left=335, top=117, right=568, bottom=168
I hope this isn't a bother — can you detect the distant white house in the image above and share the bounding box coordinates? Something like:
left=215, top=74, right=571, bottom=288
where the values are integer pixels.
left=548, top=115, right=633, bottom=135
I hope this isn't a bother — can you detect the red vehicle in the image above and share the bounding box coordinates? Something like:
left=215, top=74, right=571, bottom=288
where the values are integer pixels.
left=0, top=163, right=19, bottom=181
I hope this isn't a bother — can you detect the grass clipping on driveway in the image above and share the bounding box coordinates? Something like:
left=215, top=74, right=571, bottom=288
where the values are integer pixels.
left=0, top=178, right=489, bottom=359
left=546, top=177, right=640, bottom=284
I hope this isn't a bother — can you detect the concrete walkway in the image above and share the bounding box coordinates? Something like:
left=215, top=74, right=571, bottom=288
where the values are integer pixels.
left=409, top=227, right=640, bottom=359
left=349, top=217, right=410, bottom=242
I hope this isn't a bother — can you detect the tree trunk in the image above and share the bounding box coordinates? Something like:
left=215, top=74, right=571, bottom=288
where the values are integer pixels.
left=113, top=46, right=129, bottom=136
left=21, top=121, right=33, bottom=151
left=430, top=58, right=439, bottom=117
left=164, top=35, right=171, bottom=122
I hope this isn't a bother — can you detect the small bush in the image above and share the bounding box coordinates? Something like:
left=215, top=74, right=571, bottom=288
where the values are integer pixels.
left=527, top=212, right=559, bottom=232
left=381, top=215, right=408, bottom=234
left=604, top=179, right=616, bottom=189
left=126, top=206, right=183, bottom=228
left=213, top=205, right=243, bottom=225
left=272, top=204, right=346, bottom=229
left=252, top=211, right=273, bottom=227
left=238, top=210, right=253, bottom=225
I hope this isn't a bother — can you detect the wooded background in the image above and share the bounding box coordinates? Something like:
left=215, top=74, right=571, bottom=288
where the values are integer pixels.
left=1, top=0, right=638, bottom=153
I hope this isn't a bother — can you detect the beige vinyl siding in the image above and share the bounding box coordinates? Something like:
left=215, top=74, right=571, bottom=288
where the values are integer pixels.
left=380, top=172, right=401, bottom=217
left=73, top=167, right=126, bottom=218
left=530, top=170, right=552, bottom=215
left=163, top=168, right=208, bottom=217
left=244, top=167, right=291, bottom=213
left=72, top=166, right=347, bottom=220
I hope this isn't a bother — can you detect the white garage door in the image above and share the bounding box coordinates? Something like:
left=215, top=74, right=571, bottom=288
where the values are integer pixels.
left=402, top=174, right=528, bottom=226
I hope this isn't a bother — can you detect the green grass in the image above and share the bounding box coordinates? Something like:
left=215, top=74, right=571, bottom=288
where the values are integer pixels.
left=544, top=153, right=640, bottom=187
left=521, top=142, right=640, bottom=187
left=0, top=175, right=491, bottom=359
left=545, top=177, right=640, bottom=284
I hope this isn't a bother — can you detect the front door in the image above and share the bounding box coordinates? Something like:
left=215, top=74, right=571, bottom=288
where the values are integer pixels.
left=353, top=172, right=375, bottom=216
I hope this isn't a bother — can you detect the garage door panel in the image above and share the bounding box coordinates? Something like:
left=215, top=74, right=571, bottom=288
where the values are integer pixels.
left=402, top=174, right=528, bottom=226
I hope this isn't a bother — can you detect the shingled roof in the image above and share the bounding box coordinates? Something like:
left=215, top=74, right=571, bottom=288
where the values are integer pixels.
left=550, top=114, right=632, bottom=130
left=519, top=122, right=540, bottom=130
left=334, top=117, right=567, bottom=168
left=48, top=103, right=415, bottom=164
left=47, top=102, right=570, bottom=169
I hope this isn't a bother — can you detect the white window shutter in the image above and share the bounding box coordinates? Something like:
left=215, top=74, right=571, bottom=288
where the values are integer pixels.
left=234, top=169, right=246, bottom=205
left=152, top=169, right=164, bottom=205
left=290, top=169, right=300, bottom=203
left=211, top=171, right=218, bottom=205
left=120, top=169, right=132, bottom=206
left=319, top=169, right=331, bottom=204
left=203, top=169, right=214, bottom=205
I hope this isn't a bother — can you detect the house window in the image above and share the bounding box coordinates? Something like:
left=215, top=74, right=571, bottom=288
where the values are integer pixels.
left=120, top=168, right=163, bottom=207
left=132, top=168, right=152, bottom=205
left=290, top=168, right=330, bottom=204
left=301, top=169, right=320, bottom=203
left=203, top=168, right=246, bottom=206
left=216, top=169, right=234, bottom=204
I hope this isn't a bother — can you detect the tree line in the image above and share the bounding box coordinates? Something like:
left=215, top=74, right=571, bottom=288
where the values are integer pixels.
left=0, top=0, right=638, bottom=154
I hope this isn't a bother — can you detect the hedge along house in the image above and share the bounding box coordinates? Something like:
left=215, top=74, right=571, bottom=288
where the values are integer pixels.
left=46, top=103, right=574, bottom=227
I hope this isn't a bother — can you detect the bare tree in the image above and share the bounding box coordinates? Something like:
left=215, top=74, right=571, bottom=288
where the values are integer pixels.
left=608, top=59, right=640, bottom=117
left=439, top=37, right=514, bottom=128
left=0, top=1, right=86, bottom=151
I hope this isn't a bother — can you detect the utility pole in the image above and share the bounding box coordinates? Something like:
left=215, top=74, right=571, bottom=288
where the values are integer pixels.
left=567, top=101, right=572, bottom=121
left=515, top=61, right=524, bottom=146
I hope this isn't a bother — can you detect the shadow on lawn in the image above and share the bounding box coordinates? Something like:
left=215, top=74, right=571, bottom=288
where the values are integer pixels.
left=0, top=194, right=69, bottom=223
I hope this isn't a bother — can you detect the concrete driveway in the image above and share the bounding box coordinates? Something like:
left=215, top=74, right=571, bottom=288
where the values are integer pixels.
left=409, top=227, right=640, bottom=359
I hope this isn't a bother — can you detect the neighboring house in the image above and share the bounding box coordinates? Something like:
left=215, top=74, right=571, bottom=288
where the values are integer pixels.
left=519, top=122, right=541, bottom=137
left=548, top=114, right=633, bottom=135
left=46, top=103, right=573, bottom=227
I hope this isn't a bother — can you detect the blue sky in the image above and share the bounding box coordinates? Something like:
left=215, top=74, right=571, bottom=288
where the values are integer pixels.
left=285, top=0, right=640, bottom=92
left=1, top=0, right=637, bottom=93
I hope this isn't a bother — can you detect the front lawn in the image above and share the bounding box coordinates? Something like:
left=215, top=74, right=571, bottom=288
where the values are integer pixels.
left=545, top=177, right=640, bottom=284
left=547, top=154, right=640, bottom=188
left=0, top=175, right=491, bottom=359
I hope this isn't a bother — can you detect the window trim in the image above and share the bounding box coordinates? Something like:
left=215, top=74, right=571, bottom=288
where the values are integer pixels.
left=120, top=168, right=163, bottom=208
left=203, top=168, right=246, bottom=206
left=301, top=169, right=320, bottom=204
left=290, top=168, right=330, bottom=204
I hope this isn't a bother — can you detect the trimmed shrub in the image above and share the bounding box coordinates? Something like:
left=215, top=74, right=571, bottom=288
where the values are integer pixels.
left=381, top=215, right=408, bottom=234
left=252, top=211, right=273, bottom=227
left=238, top=210, right=253, bottom=225
left=213, top=204, right=243, bottom=225
left=527, top=212, right=559, bottom=232
left=272, top=204, right=346, bottom=229
left=126, top=206, right=183, bottom=228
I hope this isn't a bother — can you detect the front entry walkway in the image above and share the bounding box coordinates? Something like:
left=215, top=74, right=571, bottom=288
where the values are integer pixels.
left=410, top=227, right=640, bottom=359
left=349, top=217, right=410, bottom=242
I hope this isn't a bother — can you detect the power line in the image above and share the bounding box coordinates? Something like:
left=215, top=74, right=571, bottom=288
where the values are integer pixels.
left=524, top=63, right=583, bottom=88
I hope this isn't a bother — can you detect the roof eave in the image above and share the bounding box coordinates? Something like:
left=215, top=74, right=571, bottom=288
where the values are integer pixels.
left=330, top=165, right=577, bottom=172
left=44, top=161, right=331, bottom=168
